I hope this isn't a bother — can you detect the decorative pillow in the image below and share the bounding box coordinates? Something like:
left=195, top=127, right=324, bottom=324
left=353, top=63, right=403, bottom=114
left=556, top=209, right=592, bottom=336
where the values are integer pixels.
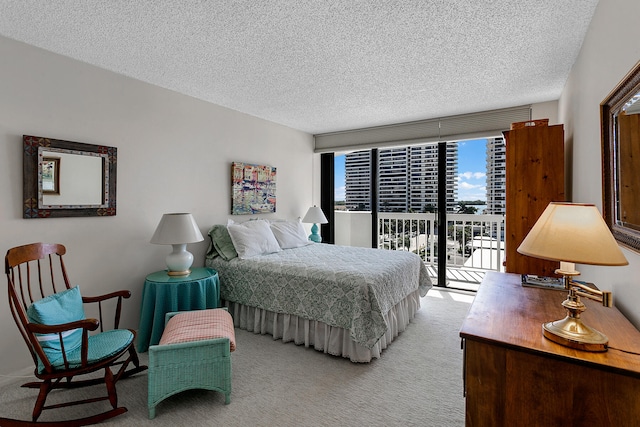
left=208, top=224, right=238, bottom=261
left=26, top=286, right=86, bottom=365
left=227, top=219, right=281, bottom=259
left=205, top=240, right=220, bottom=259
left=270, top=219, right=311, bottom=249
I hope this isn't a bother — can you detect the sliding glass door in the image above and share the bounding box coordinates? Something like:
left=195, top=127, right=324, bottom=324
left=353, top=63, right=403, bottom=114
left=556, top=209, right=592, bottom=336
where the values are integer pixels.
left=324, top=137, right=505, bottom=290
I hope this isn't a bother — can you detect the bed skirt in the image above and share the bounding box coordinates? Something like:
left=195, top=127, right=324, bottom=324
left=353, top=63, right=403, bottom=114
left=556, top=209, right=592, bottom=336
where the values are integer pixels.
left=223, top=288, right=422, bottom=363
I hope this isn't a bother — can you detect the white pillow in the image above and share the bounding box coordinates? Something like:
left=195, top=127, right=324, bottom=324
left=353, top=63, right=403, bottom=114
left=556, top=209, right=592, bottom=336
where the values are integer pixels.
left=227, top=219, right=281, bottom=259
left=270, top=219, right=311, bottom=249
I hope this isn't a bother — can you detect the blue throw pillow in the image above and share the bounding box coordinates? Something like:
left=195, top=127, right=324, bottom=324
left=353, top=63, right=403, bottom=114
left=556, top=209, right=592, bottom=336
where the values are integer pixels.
left=26, top=286, right=86, bottom=366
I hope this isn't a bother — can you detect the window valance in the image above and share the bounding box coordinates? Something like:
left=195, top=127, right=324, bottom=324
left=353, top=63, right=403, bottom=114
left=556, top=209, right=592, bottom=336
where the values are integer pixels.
left=314, top=105, right=531, bottom=153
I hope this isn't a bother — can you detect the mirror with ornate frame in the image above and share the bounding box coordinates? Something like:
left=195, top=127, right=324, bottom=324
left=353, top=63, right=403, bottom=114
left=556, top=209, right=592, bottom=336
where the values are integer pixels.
left=601, top=60, right=640, bottom=252
left=23, top=135, right=117, bottom=218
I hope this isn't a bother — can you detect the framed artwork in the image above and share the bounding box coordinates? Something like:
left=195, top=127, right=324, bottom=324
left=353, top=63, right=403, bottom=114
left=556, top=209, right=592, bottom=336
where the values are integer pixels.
left=41, top=157, right=60, bottom=195
left=231, top=161, right=276, bottom=214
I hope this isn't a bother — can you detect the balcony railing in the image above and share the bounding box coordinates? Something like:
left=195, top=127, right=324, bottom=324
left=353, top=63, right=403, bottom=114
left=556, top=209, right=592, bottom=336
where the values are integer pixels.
left=334, top=211, right=505, bottom=287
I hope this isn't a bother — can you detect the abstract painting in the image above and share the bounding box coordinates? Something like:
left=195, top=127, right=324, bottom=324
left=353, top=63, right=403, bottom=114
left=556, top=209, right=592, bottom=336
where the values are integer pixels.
left=231, top=162, right=276, bottom=214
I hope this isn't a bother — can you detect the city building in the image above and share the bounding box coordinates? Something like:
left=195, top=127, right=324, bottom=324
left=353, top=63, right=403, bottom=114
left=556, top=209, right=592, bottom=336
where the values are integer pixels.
left=344, top=150, right=372, bottom=211
left=345, top=143, right=459, bottom=212
left=485, top=137, right=506, bottom=215
left=379, top=147, right=409, bottom=212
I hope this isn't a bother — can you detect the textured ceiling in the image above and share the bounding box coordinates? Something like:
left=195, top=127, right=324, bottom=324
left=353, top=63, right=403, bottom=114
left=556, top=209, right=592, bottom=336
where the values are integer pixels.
left=0, top=1, right=599, bottom=134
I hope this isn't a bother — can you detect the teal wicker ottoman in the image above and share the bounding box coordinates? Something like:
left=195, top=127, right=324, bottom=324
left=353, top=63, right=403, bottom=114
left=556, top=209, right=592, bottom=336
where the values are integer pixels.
left=147, top=308, right=236, bottom=419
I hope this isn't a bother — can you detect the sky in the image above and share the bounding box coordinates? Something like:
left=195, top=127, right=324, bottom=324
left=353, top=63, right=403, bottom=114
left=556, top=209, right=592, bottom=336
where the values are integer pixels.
left=456, top=139, right=488, bottom=201
left=334, top=139, right=488, bottom=202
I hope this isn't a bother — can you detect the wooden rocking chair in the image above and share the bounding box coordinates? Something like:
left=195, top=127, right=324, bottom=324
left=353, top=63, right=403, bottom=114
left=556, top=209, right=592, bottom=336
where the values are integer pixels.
left=1, top=243, right=147, bottom=426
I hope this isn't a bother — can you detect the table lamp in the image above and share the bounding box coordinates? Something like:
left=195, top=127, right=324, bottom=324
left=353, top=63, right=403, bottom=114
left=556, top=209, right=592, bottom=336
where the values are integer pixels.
left=150, top=213, right=204, bottom=276
left=517, top=202, right=628, bottom=351
left=302, top=206, right=328, bottom=243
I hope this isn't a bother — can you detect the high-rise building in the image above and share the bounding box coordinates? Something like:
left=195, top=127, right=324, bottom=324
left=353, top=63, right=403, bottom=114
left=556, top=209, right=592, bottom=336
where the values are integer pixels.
left=408, top=143, right=458, bottom=212
left=344, top=150, right=372, bottom=211
left=379, top=147, right=409, bottom=212
left=485, top=137, right=506, bottom=215
left=344, top=143, right=459, bottom=212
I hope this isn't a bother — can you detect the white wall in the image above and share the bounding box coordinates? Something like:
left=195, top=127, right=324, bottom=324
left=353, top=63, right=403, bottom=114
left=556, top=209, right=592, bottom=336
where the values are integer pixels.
left=531, top=100, right=559, bottom=125
left=559, top=0, right=640, bottom=326
left=334, top=211, right=372, bottom=247
left=0, top=36, right=314, bottom=377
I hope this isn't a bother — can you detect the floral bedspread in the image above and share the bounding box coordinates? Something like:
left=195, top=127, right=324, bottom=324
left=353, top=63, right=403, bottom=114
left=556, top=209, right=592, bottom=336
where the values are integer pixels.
left=205, top=243, right=432, bottom=349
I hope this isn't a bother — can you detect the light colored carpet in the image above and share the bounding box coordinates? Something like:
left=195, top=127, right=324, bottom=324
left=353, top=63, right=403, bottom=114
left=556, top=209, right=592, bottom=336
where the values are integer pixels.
left=0, top=288, right=473, bottom=426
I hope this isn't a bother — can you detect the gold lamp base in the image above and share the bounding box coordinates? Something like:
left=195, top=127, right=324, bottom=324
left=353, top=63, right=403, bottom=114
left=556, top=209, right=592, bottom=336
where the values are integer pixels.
left=542, top=316, right=608, bottom=352
left=541, top=268, right=612, bottom=353
left=167, top=269, right=191, bottom=277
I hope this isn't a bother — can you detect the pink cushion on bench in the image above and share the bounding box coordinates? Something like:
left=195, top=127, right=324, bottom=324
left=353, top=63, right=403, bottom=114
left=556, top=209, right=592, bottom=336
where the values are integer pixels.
left=159, top=309, right=236, bottom=351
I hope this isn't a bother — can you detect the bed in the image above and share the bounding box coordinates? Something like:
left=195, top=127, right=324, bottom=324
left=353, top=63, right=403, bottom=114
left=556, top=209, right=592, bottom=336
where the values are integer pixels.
left=205, top=219, right=432, bottom=362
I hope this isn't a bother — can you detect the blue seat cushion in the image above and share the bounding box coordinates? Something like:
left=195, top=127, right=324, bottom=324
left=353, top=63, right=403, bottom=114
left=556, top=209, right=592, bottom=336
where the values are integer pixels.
left=44, top=329, right=134, bottom=373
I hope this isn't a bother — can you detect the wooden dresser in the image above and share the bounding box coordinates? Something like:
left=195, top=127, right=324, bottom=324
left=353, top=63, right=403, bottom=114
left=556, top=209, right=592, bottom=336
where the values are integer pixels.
left=460, top=272, right=640, bottom=427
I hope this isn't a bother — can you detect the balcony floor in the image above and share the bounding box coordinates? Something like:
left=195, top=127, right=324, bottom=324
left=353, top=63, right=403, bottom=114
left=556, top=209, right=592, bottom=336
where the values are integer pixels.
left=426, top=265, right=485, bottom=292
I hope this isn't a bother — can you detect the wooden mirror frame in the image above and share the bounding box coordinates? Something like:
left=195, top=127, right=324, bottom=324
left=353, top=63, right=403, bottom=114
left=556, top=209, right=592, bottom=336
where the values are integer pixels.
left=601, top=60, right=640, bottom=252
left=23, top=135, right=117, bottom=218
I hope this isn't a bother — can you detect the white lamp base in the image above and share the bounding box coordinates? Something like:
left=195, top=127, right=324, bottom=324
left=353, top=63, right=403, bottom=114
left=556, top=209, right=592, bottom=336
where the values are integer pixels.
left=165, top=243, right=193, bottom=276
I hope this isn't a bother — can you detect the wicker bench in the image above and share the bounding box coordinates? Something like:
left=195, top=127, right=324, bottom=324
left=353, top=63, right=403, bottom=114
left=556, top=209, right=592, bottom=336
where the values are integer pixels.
left=147, top=308, right=236, bottom=419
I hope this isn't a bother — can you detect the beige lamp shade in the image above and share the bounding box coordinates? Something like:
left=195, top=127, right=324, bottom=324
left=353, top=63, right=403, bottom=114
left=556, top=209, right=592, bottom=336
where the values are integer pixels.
left=302, top=206, right=328, bottom=224
left=150, top=213, right=204, bottom=244
left=151, top=213, right=204, bottom=276
left=517, top=202, right=628, bottom=266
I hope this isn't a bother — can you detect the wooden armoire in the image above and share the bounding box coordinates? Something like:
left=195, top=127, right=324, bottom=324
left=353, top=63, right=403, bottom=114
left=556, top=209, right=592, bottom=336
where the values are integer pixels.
left=503, top=119, right=565, bottom=277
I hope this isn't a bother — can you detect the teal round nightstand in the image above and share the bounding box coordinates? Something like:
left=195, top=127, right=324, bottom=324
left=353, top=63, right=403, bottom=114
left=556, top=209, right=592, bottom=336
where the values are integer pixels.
left=137, top=267, right=219, bottom=352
